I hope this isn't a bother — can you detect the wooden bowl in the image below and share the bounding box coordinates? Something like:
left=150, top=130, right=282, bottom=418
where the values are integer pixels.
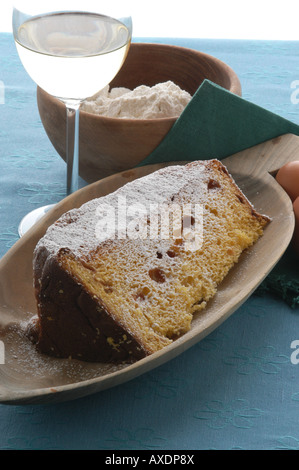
left=37, top=43, right=242, bottom=184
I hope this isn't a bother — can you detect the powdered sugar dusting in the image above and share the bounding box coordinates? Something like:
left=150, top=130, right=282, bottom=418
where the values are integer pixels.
left=35, top=162, right=208, bottom=259
left=0, top=322, right=128, bottom=386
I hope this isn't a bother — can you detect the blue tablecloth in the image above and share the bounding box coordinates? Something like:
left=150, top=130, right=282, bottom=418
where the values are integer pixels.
left=0, top=33, right=299, bottom=451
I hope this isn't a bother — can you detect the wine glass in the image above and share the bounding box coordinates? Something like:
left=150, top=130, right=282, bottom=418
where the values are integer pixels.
left=12, top=0, right=132, bottom=236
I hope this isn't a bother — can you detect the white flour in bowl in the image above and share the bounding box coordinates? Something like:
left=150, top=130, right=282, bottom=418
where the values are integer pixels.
left=81, top=81, right=192, bottom=119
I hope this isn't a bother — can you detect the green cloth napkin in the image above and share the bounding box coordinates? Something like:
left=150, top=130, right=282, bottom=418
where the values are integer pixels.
left=256, top=246, right=299, bottom=309
left=139, top=79, right=299, bottom=308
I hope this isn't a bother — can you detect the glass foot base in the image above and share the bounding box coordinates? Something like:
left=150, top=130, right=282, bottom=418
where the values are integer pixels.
left=18, top=204, right=56, bottom=237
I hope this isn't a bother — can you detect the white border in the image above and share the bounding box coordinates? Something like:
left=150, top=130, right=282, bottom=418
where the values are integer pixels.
left=3, top=0, right=299, bottom=39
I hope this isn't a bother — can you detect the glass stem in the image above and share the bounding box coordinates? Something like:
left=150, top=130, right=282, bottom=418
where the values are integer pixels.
left=65, top=101, right=81, bottom=196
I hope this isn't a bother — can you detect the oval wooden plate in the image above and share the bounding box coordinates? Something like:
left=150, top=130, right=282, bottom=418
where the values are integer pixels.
left=0, top=134, right=296, bottom=405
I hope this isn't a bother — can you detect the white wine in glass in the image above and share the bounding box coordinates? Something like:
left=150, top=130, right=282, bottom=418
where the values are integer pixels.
left=12, top=1, right=132, bottom=236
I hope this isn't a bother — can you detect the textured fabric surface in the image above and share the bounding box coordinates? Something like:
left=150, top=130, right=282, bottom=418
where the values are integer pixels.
left=0, top=33, right=299, bottom=450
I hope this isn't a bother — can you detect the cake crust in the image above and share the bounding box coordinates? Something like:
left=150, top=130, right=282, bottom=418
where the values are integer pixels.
left=30, top=248, right=147, bottom=362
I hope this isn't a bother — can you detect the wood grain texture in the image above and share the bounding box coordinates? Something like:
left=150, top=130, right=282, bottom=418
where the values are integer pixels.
left=0, top=134, right=296, bottom=405
left=37, top=43, right=242, bottom=184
